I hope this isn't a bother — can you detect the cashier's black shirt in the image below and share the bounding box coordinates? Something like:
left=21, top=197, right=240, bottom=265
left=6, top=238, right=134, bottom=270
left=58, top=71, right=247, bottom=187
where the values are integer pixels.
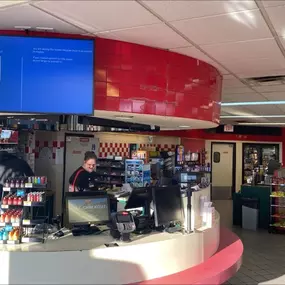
left=69, top=167, right=99, bottom=192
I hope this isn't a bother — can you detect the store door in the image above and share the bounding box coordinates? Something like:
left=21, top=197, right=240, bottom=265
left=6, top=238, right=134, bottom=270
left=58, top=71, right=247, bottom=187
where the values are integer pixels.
left=212, top=143, right=235, bottom=200
left=63, top=134, right=99, bottom=193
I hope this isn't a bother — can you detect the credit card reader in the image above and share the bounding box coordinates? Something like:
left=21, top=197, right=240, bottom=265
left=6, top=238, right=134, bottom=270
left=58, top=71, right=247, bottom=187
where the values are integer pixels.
left=111, top=211, right=136, bottom=242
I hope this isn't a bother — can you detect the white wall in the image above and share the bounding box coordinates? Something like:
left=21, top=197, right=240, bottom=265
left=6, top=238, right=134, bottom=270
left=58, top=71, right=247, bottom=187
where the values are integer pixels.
left=205, top=140, right=282, bottom=192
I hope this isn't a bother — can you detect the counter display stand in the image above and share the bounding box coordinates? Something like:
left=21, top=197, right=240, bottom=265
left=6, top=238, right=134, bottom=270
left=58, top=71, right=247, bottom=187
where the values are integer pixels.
left=0, top=177, right=48, bottom=244
left=96, top=157, right=125, bottom=187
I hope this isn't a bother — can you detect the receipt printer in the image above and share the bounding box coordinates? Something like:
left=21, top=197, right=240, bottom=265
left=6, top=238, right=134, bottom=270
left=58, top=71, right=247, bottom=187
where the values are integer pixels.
left=110, top=211, right=136, bottom=242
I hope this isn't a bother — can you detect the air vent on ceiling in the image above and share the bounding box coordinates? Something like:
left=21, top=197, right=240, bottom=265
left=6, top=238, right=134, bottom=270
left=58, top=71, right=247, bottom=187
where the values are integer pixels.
left=246, top=75, right=285, bottom=86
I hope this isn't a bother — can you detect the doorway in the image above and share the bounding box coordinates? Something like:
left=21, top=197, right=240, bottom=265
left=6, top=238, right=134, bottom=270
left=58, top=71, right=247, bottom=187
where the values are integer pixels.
left=211, top=142, right=236, bottom=200
left=61, top=134, right=99, bottom=211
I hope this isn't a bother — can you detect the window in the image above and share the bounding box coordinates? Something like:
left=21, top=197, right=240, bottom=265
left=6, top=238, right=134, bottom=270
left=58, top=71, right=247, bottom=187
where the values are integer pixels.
left=213, top=152, right=220, bottom=163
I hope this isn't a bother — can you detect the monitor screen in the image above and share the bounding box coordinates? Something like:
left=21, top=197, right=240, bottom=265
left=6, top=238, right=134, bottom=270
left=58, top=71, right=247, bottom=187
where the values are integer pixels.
left=125, top=187, right=152, bottom=210
left=152, top=186, right=183, bottom=227
left=0, top=130, right=11, bottom=139
left=66, top=196, right=110, bottom=225
left=0, top=36, right=94, bottom=114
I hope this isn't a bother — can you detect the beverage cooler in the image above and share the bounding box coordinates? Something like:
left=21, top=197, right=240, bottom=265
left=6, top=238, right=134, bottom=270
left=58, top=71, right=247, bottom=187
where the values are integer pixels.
left=243, top=143, right=280, bottom=183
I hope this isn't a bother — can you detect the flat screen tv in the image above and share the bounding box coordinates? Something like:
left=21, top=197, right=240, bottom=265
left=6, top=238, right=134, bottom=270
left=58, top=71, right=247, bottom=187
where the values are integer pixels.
left=0, top=36, right=94, bottom=115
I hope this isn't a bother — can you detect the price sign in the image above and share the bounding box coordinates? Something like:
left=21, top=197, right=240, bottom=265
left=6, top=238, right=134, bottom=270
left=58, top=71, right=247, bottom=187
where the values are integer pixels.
left=224, top=124, right=234, bottom=132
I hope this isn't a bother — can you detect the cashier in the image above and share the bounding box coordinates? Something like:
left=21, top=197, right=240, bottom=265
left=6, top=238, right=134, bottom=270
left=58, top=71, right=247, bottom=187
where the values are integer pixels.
left=68, top=151, right=99, bottom=192
left=267, top=154, right=281, bottom=175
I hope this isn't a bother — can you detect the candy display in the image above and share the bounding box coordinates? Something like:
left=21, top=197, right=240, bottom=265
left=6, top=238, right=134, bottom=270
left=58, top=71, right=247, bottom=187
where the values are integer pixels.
left=4, top=176, right=47, bottom=188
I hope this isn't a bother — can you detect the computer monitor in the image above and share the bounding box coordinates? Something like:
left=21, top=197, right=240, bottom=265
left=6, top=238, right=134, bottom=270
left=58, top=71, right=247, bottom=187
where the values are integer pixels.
left=152, top=185, right=183, bottom=227
left=65, top=192, right=110, bottom=225
left=125, top=187, right=152, bottom=217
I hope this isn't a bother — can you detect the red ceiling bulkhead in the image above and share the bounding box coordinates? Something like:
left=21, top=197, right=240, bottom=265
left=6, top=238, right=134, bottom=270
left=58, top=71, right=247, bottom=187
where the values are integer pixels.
left=95, top=38, right=222, bottom=124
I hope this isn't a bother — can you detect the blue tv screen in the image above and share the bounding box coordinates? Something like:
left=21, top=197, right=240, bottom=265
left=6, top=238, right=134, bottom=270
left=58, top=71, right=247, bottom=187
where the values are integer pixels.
left=0, top=36, right=94, bottom=114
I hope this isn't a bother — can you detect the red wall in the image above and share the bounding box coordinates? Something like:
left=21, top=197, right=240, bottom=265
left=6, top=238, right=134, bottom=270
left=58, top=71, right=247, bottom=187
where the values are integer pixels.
left=162, top=129, right=285, bottom=162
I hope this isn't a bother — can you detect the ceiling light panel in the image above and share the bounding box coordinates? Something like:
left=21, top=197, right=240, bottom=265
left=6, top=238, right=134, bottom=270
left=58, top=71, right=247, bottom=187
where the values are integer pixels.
left=35, top=1, right=160, bottom=33
left=142, top=0, right=257, bottom=22
left=0, top=3, right=83, bottom=33
left=171, top=9, right=272, bottom=46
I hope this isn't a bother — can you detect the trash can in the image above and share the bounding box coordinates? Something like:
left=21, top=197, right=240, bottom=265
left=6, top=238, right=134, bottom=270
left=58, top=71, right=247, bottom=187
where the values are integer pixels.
left=242, top=197, right=259, bottom=231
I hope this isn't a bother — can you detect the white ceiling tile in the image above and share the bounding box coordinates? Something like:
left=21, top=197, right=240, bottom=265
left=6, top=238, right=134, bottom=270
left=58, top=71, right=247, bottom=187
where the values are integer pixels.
left=265, top=5, right=285, bottom=37
left=223, top=78, right=247, bottom=88
left=170, top=46, right=229, bottom=74
left=97, top=24, right=189, bottom=49
left=171, top=9, right=271, bottom=45
left=35, top=1, right=160, bottom=33
left=221, top=106, right=259, bottom=116
left=0, top=1, right=26, bottom=8
left=237, top=68, right=285, bottom=79
left=142, top=0, right=257, bottom=22
left=262, top=92, right=285, bottom=100
left=276, top=105, right=285, bottom=113
left=246, top=105, right=284, bottom=115
left=261, top=0, right=285, bottom=8
left=0, top=4, right=82, bottom=33
left=253, top=84, right=285, bottom=92
left=201, top=38, right=280, bottom=63
left=222, top=92, right=264, bottom=102
left=222, top=57, right=285, bottom=75
left=171, top=46, right=212, bottom=62
left=278, top=37, right=285, bottom=51
left=223, top=87, right=256, bottom=94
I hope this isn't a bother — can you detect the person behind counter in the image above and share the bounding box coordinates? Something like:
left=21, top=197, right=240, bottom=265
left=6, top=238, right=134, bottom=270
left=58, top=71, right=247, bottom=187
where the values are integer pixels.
left=69, top=151, right=99, bottom=192
left=267, top=154, right=281, bottom=176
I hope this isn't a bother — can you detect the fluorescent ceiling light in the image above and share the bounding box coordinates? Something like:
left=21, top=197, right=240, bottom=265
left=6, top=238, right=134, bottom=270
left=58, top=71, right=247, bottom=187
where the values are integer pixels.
left=114, top=115, right=133, bottom=120
left=14, top=26, right=31, bottom=29
left=221, top=101, right=285, bottom=106
left=179, top=125, right=190, bottom=128
left=221, top=115, right=285, bottom=119
left=36, top=27, right=54, bottom=31
left=238, top=122, right=285, bottom=126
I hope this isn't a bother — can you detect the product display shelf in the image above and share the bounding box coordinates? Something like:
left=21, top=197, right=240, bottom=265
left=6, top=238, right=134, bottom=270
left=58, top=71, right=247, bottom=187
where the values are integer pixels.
left=125, top=159, right=151, bottom=188
left=96, top=157, right=125, bottom=186
left=0, top=177, right=48, bottom=244
left=269, top=183, right=285, bottom=234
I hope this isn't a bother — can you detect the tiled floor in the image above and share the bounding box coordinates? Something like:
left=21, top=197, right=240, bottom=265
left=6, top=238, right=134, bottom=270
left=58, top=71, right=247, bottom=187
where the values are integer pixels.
left=214, top=200, right=285, bottom=285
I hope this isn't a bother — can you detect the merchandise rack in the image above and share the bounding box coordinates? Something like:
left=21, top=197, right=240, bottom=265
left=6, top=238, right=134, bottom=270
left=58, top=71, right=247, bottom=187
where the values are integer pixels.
left=0, top=178, right=48, bottom=244
left=269, top=183, right=285, bottom=234
left=96, top=157, right=125, bottom=187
